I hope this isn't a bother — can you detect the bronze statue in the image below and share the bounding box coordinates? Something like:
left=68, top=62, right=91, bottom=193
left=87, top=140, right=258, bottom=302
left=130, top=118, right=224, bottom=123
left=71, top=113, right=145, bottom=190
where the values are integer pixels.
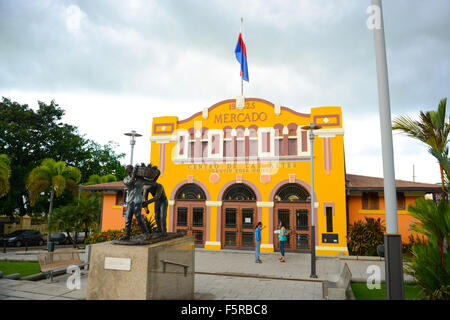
left=143, top=178, right=168, bottom=238
left=115, top=163, right=176, bottom=244
left=118, top=164, right=153, bottom=241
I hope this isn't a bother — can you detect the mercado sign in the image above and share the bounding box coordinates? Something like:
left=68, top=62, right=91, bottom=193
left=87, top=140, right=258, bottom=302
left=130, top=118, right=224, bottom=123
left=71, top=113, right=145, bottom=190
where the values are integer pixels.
left=214, top=101, right=268, bottom=124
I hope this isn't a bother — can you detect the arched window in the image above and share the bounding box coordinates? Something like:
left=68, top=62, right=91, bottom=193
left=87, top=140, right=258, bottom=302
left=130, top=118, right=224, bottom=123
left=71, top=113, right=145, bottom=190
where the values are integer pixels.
left=223, top=184, right=257, bottom=201
left=175, top=184, right=207, bottom=201
left=274, top=184, right=310, bottom=202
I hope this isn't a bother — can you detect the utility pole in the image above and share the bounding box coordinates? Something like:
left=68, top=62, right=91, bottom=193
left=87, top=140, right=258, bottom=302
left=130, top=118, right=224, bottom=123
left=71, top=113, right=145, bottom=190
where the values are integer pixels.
left=301, top=123, right=322, bottom=279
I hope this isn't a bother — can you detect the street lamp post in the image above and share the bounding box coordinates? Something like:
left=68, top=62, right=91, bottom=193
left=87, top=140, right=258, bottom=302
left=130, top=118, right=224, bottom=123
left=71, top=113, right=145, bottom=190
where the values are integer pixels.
left=124, top=130, right=142, bottom=165
left=371, top=0, right=404, bottom=300
left=301, top=122, right=322, bottom=279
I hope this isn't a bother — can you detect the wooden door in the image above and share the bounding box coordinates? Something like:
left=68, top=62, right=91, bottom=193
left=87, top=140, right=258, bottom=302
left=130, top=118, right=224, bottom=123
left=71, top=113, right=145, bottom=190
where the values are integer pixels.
left=174, top=201, right=206, bottom=246
left=222, top=203, right=256, bottom=248
left=273, top=203, right=311, bottom=252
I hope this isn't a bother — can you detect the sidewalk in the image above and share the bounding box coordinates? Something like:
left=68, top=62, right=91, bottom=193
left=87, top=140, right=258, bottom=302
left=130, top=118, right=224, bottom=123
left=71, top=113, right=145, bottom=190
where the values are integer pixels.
left=0, top=247, right=415, bottom=300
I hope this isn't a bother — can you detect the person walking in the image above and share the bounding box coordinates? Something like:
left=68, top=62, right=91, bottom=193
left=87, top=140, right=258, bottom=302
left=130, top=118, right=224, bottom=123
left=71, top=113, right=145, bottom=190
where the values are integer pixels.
left=278, top=222, right=288, bottom=262
left=254, top=222, right=265, bottom=263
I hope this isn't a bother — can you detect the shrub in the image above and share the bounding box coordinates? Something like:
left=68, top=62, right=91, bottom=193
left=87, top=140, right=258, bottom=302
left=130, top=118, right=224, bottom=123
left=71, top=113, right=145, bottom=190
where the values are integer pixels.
left=85, top=215, right=158, bottom=244
left=85, top=229, right=124, bottom=244
left=347, top=217, right=385, bottom=256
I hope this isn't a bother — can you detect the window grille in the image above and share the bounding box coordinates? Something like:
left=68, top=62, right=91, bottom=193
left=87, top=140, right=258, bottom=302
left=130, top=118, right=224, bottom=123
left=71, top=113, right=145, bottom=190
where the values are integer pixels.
left=223, top=184, right=257, bottom=201
left=274, top=184, right=310, bottom=202
left=193, top=207, right=204, bottom=227
left=177, top=207, right=188, bottom=226
left=296, top=209, right=309, bottom=230
left=175, top=184, right=206, bottom=201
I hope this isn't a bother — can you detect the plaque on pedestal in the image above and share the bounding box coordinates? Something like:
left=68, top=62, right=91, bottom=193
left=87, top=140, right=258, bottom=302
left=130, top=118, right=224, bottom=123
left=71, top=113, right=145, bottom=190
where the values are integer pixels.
left=87, top=235, right=194, bottom=300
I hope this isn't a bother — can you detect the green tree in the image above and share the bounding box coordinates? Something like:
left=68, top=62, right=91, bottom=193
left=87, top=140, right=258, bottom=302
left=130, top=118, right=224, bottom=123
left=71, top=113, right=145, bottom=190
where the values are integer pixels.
left=85, top=173, right=117, bottom=186
left=0, top=154, right=11, bottom=198
left=26, top=158, right=81, bottom=244
left=0, top=97, right=127, bottom=217
left=76, top=141, right=127, bottom=183
left=392, top=98, right=450, bottom=195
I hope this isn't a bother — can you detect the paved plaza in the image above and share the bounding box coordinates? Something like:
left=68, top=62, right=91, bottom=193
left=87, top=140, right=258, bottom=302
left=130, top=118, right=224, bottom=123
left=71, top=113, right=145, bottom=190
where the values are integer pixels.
left=0, top=247, right=413, bottom=300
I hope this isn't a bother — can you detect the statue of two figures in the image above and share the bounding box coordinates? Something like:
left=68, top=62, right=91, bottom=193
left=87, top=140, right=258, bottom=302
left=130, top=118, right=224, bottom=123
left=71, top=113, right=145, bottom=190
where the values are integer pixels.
left=118, top=163, right=168, bottom=242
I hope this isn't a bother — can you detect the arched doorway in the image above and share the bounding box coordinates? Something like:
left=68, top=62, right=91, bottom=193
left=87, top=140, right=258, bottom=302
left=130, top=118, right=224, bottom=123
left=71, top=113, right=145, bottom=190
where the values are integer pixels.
left=273, top=183, right=311, bottom=252
left=222, top=184, right=257, bottom=249
left=173, top=183, right=207, bottom=246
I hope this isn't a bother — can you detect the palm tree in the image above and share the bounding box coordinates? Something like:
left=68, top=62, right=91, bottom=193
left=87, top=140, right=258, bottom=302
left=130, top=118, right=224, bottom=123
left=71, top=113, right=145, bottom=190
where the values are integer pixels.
left=392, top=98, right=450, bottom=194
left=408, top=198, right=450, bottom=267
left=48, top=204, right=78, bottom=245
left=76, top=193, right=100, bottom=240
left=0, top=154, right=11, bottom=198
left=26, top=158, right=81, bottom=245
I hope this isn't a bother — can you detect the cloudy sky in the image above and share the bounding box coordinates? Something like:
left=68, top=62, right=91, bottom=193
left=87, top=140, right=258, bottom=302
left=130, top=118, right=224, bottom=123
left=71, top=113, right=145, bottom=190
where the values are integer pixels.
left=1, top=0, right=449, bottom=184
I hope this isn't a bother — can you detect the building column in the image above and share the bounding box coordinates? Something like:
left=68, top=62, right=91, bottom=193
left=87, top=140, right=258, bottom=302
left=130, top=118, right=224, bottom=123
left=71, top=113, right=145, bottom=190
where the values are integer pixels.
left=204, top=201, right=222, bottom=250
left=257, top=201, right=274, bottom=252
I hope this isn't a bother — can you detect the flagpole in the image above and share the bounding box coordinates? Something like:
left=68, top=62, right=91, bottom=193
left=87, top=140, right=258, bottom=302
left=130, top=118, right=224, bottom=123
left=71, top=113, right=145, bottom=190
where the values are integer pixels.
left=240, top=17, right=244, bottom=96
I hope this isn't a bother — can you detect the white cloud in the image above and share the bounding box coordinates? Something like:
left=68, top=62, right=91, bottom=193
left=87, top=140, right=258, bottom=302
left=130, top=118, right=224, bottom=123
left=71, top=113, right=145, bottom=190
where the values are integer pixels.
left=65, top=4, right=86, bottom=36
left=0, top=0, right=448, bottom=186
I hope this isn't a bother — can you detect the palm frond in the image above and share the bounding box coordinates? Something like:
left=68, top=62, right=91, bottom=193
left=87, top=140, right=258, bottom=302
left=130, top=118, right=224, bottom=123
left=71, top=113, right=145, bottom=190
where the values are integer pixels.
left=52, top=175, right=66, bottom=197
left=62, top=166, right=81, bottom=184
left=0, top=154, right=11, bottom=166
left=28, top=179, right=51, bottom=206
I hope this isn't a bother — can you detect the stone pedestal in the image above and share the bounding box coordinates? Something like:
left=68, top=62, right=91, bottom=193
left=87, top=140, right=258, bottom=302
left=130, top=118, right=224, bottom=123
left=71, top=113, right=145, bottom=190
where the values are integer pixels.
left=86, top=236, right=194, bottom=300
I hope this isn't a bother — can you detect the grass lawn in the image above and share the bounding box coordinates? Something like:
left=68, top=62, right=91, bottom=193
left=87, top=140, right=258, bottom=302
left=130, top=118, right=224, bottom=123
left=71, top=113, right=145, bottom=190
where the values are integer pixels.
left=351, top=282, right=423, bottom=300
left=0, top=261, right=41, bottom=278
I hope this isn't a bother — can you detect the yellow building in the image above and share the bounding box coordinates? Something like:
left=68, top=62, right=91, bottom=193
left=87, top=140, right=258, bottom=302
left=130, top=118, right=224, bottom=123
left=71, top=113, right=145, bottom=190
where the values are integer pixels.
left=149, top=98, right=347, bottom=256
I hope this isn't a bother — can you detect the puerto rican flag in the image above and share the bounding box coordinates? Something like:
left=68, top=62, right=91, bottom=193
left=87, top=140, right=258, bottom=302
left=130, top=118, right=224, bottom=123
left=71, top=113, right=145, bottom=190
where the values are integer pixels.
left=235, top=32, right=249, bottom=82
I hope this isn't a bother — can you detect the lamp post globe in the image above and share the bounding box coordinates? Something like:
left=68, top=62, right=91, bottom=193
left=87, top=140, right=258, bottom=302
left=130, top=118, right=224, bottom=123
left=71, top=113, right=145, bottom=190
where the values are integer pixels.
left=124, top=130, right=142, bottom=165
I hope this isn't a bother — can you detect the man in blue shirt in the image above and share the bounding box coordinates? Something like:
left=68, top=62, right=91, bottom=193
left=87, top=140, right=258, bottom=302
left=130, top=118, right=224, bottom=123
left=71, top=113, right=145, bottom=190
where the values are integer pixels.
left=254, top=222, right=265, bottom=263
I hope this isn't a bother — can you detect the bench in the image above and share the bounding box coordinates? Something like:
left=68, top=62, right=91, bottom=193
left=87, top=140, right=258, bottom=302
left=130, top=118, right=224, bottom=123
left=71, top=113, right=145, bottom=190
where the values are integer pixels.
left=37, top=250, right=88, bottom=282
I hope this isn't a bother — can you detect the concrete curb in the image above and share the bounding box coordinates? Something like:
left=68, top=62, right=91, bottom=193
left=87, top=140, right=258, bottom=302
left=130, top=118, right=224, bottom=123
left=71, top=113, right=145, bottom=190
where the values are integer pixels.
left=4, top=273, right=21, bottom=280
left=351, top=277, right=417, bottom=285
left=325, top=262, right=353, bottom=300
left=338, top=256, right=384, bottom=261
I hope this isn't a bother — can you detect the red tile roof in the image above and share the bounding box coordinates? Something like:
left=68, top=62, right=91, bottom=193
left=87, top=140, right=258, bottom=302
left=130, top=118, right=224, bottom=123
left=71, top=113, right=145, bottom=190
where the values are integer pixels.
left=81, top=174, right=441, bottom=193
left=346, top=174, right=441, bottom=192
left=82, top=181, right=125, bottom=191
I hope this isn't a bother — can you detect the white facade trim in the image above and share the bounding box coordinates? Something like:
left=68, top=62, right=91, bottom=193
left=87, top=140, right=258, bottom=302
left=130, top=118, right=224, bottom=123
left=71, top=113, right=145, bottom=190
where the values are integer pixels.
left=149, top=135, right=176, bottom=144
left=316, top=246, right=349, bottom=252
left=257, top=201, right=274, bottom=208
left=205, top=201, right=223, bottom=207
left=315, top=128, right=345, bottom=138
